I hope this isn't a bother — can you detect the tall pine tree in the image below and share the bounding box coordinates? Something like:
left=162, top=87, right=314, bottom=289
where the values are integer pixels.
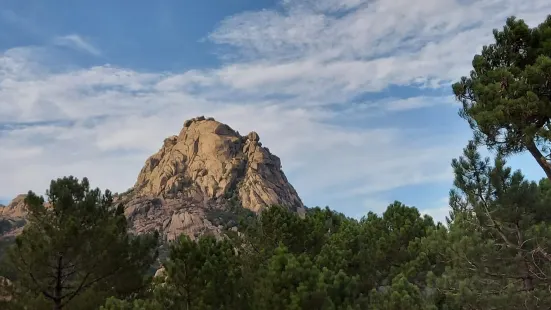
left=6, top=176, right=158, bottom=310
left=434, top=142, right=551, bottom=309
left=453, top=15, right=551, bottom=179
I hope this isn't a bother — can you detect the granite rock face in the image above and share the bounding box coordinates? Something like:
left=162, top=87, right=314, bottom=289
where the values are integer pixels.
left=121, top=196, right=224, bottom=242
left=132, top=117, right=303, bottom=213
left=113, top=116, right=305, bottom=241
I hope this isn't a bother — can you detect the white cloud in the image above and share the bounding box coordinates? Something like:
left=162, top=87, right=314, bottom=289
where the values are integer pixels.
left=209, top=0, right=551, bottom=100
left=1, top=0, right=549, bottom=217
left=53, top=34, right=101, bottom=56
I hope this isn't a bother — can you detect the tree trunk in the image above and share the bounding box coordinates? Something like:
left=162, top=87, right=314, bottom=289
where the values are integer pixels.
left=54, top=254, right=63, bottom=310
left=519, top=254, right=534, bottom=292
left=526, top=141, right=551, bottom=181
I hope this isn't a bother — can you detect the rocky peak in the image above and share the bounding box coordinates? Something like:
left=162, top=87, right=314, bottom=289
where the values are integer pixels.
left=119, top=116, right=305, bottom=242
left=0, top=195, right=28, bottom=239
left=132, top=116, right=304, bottom=214
left=0, top=194, right=27, bottom=219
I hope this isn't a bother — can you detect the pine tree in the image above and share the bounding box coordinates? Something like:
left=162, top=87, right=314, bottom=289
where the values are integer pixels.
left=368, top=274, right=437, bottom=310
left=253, top=245, right=365, bottom=310
left=6, top=176, right=158, bottom=310
left=152, top=235, right=244, bottom=310
left=453, top=15, right=551, bottom=179
left=317, top=202, right=439, bottom=295
left=434, top=142, right=551, bottom=309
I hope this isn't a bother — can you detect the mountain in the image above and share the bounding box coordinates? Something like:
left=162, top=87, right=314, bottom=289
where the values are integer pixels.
left=0, top=195, right=26, bottom=219
left=0, top=195, right=27, bottom=238
left=117, top=116, right=305, bottom=241
left=0, top=116, right=305, bottom=242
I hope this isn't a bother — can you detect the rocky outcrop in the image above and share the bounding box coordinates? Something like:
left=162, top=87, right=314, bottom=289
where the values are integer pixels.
left=118, top=116, right=304, bottom=241
left=0, top=195, right=27, bottom=219
left=122, top=196, right=223, bottom=242
left=0, top=195, right=27, bottom=238
left=132, top=116, right=303, bottom=213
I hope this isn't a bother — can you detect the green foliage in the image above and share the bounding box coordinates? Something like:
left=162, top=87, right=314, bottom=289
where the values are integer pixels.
left=453, top=15, right=551, bottom=178
left=239, top=205, right=339, bottom=259
left=3, top=176, right=159, bottom=310
left=316, top=202, right=440, bottom=296
left=152, top=235, right=245, bottom=310
left=100, top=296, right=161, bottom=310
left=433, top=142, right=551, bottom=309
left=100, top=202, right=444, bottom=309
left=368, top=274, right=437, bottom=310
left=253, top=245, right=365, bottom=310
left=206, top=191, right=255, bottom=230
left=0, top=219, right=25, bottom=275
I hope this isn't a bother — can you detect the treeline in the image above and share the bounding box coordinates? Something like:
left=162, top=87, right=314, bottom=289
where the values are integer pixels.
left=1, top=13, right=551, bottom=310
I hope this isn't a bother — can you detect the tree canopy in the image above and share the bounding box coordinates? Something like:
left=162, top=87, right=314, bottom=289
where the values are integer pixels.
left=1, top=177, right=158, bottom=310
left=453, top=15, right=551, bottom=179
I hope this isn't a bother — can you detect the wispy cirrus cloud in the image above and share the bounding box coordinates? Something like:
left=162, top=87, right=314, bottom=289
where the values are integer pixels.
left=53, top=34, right=101, bottom=56
left=208, top=0, right=550, bottom=100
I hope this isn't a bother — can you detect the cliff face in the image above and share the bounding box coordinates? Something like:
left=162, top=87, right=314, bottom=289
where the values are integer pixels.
left=0, top=116, right=305, bottom=242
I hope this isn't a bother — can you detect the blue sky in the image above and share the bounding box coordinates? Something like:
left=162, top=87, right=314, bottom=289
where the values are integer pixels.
left=0, top=0, right=549, bottom=223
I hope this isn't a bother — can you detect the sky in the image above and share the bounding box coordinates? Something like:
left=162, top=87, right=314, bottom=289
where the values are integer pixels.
left=0, top=0, right=549, bottom=223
